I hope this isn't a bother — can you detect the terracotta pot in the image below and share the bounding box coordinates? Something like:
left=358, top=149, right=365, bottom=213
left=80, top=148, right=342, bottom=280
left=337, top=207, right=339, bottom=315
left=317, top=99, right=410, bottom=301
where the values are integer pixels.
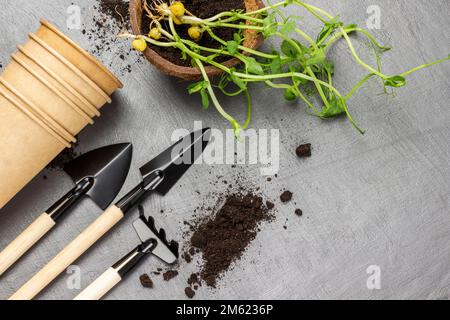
left=0, top=83, right=68, bottom=209
left=35, top=19, right=123, bottom=95
left=130, top=0, right=264, bottom=80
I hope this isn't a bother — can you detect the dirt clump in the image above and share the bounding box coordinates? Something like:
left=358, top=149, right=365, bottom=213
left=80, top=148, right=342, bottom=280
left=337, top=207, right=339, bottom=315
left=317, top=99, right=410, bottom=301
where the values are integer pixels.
left=185, top=286, right=195, bottom=298
left=296, top=143, right=312, bottom=158
left=162, top=269, right=179, bottom=281
left=139, top=273, right=153, bottom=288
left=189, top=192, right=274, bottom=287
left=280, top=191, right=293, bottom=203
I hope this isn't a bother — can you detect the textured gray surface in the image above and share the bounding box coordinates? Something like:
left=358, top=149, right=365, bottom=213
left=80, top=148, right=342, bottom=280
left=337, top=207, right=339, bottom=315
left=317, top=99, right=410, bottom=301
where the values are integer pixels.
left=0, top=0, right=449, bottom=300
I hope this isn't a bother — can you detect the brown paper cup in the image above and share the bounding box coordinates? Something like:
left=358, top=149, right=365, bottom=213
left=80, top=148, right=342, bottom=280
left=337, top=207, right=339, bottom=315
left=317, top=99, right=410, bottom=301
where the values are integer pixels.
left=0, top=19, right=122, bottom=209
left=35, top=19, right=123, bottom=95
left=0, top=77, right=76, bottom=144
left=0, top=83, right=69, bottom=209
left=24, top=34, right=111, bottom=109
left=1, top=55, right=92, bottom=136
left=15, top=48, right=99, bottom=119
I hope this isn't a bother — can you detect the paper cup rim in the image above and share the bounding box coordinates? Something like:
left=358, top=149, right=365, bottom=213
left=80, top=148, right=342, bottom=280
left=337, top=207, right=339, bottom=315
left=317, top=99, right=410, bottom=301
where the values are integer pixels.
left=40, top=19, right=123, bottom=89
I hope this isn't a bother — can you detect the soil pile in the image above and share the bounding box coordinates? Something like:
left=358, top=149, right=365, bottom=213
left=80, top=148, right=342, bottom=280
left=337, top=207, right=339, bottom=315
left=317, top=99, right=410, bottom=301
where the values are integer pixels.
left=188, top=192, right=273, bottom=288
left=142, top=0, right=245, bottom=66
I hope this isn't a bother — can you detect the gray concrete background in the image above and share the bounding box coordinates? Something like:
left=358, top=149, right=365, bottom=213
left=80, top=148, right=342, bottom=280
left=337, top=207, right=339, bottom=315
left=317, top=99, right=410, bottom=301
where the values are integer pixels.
left=0, top=0, right=449, bottom=300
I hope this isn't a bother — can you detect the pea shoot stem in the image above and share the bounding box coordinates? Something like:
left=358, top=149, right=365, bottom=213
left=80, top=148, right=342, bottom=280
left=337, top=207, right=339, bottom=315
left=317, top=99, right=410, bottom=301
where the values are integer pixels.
left=126, top=0, right=449, bottom=136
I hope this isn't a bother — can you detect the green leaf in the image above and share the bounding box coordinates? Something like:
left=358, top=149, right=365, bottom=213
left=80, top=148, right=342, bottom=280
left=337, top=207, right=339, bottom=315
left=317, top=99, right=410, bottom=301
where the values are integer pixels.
left=230, top=73, right=247, bottom=90
left=279, top=19, right=296, bottom=35
left=281, top=39, right=307, bottom=59
left=284, top=87, right=297, bottom=101
left=187, top=81, right=205, bottom=94
left=384, top=75, right=406, bottom=87
left=233, top=32, right=242, bottom=43
left=305, top=50, right=326, bottom=66
left=269, top=55, right=282, bottom=74
left=317, top=15, right=344, bottom=43
left=316, top=25, right=332, bottom=44
left=326, top=15, right=343, bottom=27
left=227, top=40, right=239, bottom=55
left=323, top=59, right=335, bottom=75
left=246, top=57, right=264, bottom=75
left=344, top=23, right=358, bottom=29
left=200, top=88, right=209, bottom=109
left=281, top=40, right=298, bottom=58
left=262, top=13, right=278, bottom=38
left=318, top=97, right=346, bottom=118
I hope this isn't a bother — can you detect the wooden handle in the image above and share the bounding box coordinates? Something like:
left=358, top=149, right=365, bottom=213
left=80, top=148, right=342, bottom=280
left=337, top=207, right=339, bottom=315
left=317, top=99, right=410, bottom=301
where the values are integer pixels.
left=0, top=213, right=55, bottom=276
left=73, top=267, right=122, bottom=300
left=9, top=205, right=124, bottom=300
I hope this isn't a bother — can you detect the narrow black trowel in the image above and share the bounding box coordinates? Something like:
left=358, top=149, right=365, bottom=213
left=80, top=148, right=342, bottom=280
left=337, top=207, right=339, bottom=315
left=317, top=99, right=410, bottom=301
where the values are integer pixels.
left=0, top=143, right=133, bottom=276
left=74, top=206, right=178, bottom=300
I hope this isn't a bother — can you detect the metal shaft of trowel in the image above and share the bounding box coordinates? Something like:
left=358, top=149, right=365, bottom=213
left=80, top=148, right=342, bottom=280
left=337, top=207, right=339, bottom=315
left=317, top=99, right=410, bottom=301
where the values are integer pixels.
left=45, top=177, right=93, bottom=222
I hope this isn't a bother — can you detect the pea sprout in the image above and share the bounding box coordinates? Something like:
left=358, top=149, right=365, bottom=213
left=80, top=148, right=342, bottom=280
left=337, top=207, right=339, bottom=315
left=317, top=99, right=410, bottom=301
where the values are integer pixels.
left=122, top=0, right=450, bottom=136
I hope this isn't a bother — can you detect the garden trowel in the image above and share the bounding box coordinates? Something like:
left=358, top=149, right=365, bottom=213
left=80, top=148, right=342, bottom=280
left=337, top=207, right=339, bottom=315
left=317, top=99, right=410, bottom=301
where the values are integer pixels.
left=10, top=128, right=211, bottom=300
left=74, top=206, right=178, bottom=300
left=0, top=143, right=133, bottom=276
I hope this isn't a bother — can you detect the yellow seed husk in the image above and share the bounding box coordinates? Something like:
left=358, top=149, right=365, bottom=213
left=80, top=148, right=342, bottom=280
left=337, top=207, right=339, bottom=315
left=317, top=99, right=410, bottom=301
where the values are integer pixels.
left=169, top=2, right=185, bottom=17
left=149, top=28, right=161, bottom=40
left=132, top=38, right=147, bottom=52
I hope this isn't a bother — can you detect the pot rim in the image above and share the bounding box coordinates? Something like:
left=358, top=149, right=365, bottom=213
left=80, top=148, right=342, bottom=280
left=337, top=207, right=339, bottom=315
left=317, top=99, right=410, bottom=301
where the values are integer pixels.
left=129, top=0, right=264, bottom=80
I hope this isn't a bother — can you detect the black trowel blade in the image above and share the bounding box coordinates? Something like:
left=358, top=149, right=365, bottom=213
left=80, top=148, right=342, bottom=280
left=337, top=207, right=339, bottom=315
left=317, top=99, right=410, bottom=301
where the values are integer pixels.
left=139, top=128, right=211, bottom=195
left=63, top=143, right=133, bottom=210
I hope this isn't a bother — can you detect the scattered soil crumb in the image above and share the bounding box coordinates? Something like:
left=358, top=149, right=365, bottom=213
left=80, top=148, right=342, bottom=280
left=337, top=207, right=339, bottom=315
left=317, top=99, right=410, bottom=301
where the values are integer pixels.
left=295, top=209, right=303, bottom=216
left=189, top=191, right=274, bottom=288
left=185, top=287, right=195, bottom=299
left=187, top=273, right=200, bottom=286
left=266, top=201, right=275, bottom=210
left=98, top=0, right=130, bottom=25
left=87, top=0, right=140, bottom=76
left=183, top=252, right=192, bottom=263
left=296, top=143, right=312, bottom=158
left=139, top=273, right=153, bottom=288
left=47, top=140, right=79, bottom=170
left=163, top=270, right=179, bottom=281
left=280, top=191, right=293, bottom=203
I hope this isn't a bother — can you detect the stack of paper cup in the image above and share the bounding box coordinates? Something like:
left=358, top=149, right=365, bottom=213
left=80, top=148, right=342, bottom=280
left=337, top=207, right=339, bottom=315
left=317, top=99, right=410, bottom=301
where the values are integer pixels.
left=0, top=19, right=123, bottom=209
